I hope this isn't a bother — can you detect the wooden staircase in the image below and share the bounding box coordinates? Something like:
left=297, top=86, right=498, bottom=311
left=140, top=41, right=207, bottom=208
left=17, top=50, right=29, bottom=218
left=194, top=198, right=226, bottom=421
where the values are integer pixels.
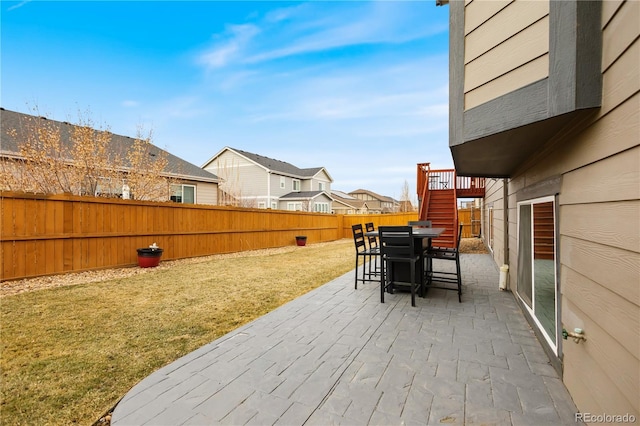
left=416, top=163, right=485, bottom=248
left=427, top=188, right=457, bottom=248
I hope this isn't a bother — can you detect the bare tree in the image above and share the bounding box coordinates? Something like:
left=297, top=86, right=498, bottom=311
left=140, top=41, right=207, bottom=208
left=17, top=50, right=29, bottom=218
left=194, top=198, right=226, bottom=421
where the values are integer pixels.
left=399, top=180, right=415, bottom=212
left=124, top=127, right=172, bottom=201
left=1, top=108, right=174, bottom=201
left=213, top=157, right=258, bottom=207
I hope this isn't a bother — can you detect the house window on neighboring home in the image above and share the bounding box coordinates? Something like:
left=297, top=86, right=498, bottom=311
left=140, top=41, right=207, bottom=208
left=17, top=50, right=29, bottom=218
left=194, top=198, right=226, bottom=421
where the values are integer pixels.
left=93, top=177, right=123, bottom=198
left=318, top=182, right=325, bottom=191
left=258, top=202, right=266, bottom=209
left=292, top=179, right=300, bottom=191
left=280, top=177, right=285, bottom=189
left=171, top=184, right=196, bottom=204
left=287, top=202, right=302, bottom=211
left=517, top=196, right=557, bottom=353
left=271, top=202, right=277, bottom=209
left=314, top=202, right=329, bottom=213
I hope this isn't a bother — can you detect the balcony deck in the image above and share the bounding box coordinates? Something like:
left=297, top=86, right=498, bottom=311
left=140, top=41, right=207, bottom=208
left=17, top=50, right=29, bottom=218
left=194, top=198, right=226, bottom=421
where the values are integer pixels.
left=112, top=254, right=580, bottom=425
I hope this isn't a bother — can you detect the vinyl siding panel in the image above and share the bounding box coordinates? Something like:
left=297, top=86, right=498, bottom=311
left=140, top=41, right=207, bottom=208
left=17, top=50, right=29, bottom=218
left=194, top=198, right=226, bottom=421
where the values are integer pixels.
left=205, top=150, right=268, bottom=202
left=463, top=0, right=550, bottom=109
left=465, top=0, right=549, bottom=63
left=601, top=0, right=639, bottom=71
left=464, top=16, right=549, bottom=94
left=563, top=297, right=639, bottom=417
left=464, top=0, right=512, bottom=35
left=483, top=178, right=507, bottom=268
left=560, top=201, right=639, bottom=253
left=465, top=54, right=549, bottom=110
left=195, top=182, right=218, bottom=205
left=560, top=146, right=640, bottom=205
left=269, top=173, right=290, bottom=198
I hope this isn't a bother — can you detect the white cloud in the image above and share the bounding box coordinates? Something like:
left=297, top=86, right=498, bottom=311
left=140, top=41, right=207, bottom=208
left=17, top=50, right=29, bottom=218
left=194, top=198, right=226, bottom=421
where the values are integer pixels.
left=199, top=24, right=260, bottom=69
left=197, top=2, right=446, bottom=70
left=7, top=0, right=31, bottom=11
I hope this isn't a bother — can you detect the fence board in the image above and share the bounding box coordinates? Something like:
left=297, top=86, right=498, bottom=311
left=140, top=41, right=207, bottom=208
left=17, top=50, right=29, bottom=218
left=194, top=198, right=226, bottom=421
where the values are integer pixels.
left=1, top=192, right=416, bottom=281
left=459, top=207, right=482, bottom=238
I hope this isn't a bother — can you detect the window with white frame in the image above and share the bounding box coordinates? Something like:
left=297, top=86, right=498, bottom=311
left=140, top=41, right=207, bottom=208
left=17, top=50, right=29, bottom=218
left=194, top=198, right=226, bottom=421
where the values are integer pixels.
left=271, top=202, right=278, bottom=209
left=170, top=184, right=196, bottom=204
left=314, top=202, right=329, bottom=213
left=287, top=202, right=302, bottom=211
left=280, top=176, right=285, bottom=189
left=258, top=202, right=266, bottom=209
left=292, top=179, right=301, bottom=191
left=318, top=182, right=325, bottom=191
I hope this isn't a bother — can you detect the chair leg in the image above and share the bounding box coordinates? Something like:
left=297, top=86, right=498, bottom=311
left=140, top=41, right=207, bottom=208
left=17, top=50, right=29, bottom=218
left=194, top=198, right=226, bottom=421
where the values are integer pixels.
left=380, top=259, right=385, bottom=303
left=410, top=261, right=416, bottom=307
left=354, top=255, right=359, bottom=290
left=456, top=256, right=462, bottom=303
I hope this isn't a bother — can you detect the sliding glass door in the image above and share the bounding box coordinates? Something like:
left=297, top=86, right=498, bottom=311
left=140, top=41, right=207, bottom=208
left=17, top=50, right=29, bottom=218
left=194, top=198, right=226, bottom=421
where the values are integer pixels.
left=517, top=197, right=557, bottom=352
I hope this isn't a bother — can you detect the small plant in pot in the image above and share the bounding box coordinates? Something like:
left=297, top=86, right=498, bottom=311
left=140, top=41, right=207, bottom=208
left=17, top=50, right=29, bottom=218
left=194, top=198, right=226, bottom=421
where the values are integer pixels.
left=295, top=236, right=307, bottom=246
left=137, top=243, right=163, bottom=268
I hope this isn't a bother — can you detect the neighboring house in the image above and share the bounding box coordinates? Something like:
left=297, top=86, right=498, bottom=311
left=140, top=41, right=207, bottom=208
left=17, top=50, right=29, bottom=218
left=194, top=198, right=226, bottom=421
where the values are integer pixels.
left=349, top=189, right=399, bottom=214
left=202, top=147, right=333, bottom=212
left=331, top=190, right=370, bottom=214
left=0, top=108, right=219, bottom=204
left=443, top=0, right=638, bottom=419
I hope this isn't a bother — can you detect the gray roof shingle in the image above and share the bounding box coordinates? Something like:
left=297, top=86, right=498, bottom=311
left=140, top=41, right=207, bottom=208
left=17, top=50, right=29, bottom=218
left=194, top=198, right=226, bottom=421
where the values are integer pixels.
left=230, top=147, right=325, bottom=179
left=0, top=108, right=218, bottom=183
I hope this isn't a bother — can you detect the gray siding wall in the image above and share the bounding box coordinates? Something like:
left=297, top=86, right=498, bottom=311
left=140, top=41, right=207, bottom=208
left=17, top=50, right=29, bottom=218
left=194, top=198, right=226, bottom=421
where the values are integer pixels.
left=205, top=150, right=268, bottom=206
left=195, top=182, right=218, bottom=205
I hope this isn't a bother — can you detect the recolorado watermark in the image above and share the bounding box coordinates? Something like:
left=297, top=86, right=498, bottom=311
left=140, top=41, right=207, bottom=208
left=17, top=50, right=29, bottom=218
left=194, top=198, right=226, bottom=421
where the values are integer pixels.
left=575, top=413, right=637, bottom=423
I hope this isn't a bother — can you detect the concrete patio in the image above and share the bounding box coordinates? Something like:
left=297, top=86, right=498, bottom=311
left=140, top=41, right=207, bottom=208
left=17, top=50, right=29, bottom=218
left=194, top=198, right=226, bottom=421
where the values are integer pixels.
left=112, top=254, right=581, bottom=425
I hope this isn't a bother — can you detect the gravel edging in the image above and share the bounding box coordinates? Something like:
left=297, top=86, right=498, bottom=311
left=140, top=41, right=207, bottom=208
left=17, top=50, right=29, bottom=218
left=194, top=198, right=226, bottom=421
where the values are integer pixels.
left=0, top=244, right=310, bottom=298
left=1, top=239, right=487, bottom=298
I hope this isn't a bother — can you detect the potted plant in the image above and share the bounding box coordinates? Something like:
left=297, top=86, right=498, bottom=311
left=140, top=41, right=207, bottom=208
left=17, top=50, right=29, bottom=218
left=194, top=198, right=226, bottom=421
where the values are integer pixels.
left=295, top=236, right=307, bottom=246
left=137, top=243, right=163, bottom=268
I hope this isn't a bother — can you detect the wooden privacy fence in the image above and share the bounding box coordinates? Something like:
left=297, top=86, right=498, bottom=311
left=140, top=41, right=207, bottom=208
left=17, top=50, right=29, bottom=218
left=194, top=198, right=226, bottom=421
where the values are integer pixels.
left=1, top=192, right=417, bottom=281
left=458, top=207, right=482, bottom=238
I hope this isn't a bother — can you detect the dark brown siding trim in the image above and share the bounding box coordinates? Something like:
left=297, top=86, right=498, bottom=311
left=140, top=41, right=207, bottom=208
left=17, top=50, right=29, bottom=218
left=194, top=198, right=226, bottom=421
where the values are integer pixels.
left=449, top=0, right=465, bottom=148
left=515, top=175, right=562, bottom=202
left=550, top=0, right=603, bottom=116
left=462, top=79, right=548, bottom=143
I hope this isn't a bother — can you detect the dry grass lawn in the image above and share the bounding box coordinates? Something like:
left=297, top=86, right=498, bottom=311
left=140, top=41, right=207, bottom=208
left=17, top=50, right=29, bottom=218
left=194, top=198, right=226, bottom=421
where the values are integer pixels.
left=0, top=239, right=355, bottom=425
left=0, top=237, right=488, bottom=424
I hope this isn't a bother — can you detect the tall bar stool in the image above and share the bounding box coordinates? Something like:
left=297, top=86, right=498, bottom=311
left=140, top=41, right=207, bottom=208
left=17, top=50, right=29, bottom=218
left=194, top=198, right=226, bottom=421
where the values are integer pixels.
left=351, top=224, right=381, bottom=289
left=365, top=222, right=381, bottom=279
left=426, top=223, right=463, bottom=302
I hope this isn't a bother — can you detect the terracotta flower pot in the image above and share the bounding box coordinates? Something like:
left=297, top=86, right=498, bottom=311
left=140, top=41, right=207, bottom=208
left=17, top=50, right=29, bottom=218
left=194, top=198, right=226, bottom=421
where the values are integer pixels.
left=137, top=248, right=163, bottom=268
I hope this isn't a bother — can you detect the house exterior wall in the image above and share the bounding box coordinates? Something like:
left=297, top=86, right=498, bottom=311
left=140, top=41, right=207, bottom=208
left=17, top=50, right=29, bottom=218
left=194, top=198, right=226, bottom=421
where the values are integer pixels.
left=205, top=150, right=268, bottom=206
left=194, top=181, right=218, bottom=205
left=474, top=0, right=639, bottom=418
left=311, top=193, right=332, bottom=213
left=482, top=178, right=507, bottom=267
left=464, top=0, right=550, bottom=109
left=310, top=170, right=332, bottom=192
left=269, top=173, right=295, bottom=198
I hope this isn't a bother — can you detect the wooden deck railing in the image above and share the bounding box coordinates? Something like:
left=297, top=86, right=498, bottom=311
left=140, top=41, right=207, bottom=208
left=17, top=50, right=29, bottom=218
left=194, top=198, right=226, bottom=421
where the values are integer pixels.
left=416, top=164, right=486, bottom=202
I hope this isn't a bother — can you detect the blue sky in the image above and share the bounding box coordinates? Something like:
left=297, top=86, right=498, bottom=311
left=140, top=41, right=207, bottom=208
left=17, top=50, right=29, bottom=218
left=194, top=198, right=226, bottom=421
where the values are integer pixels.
left=1, top=0, right=451, bottom=199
